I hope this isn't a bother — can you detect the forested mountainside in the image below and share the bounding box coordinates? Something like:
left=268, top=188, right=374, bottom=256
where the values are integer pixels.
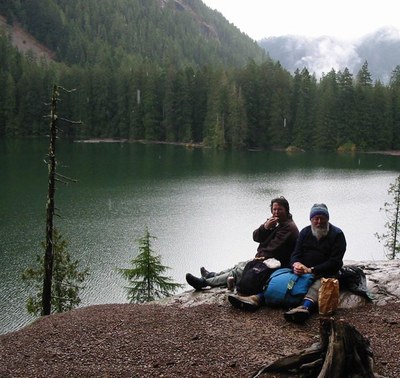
left=0, top=0, right=265, bottom=68
left=1, top=0, right=400, bottom=151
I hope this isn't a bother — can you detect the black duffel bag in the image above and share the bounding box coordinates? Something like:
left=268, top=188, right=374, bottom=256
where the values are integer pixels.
left=236, top=259, right=274, bottom=296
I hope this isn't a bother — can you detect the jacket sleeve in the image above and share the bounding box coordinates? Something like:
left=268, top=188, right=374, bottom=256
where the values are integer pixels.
left=253, top=224, right=273, bottom=243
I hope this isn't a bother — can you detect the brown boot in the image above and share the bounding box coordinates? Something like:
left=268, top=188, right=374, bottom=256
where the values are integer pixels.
left=226, top=276, right=235, bottom=291
left=228, top=294, right=260, bottom=312
left=284, top=305, right=310, bottom=323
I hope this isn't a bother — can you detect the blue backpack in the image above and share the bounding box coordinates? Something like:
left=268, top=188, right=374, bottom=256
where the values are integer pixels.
left=263, top=268, right=315, bottom=308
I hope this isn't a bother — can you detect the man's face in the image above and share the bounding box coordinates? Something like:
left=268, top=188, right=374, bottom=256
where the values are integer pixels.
left=311, top=215, right=328, bottom=229
left=271, top=203, right=288, bottom=222
left=310, top=215, right=329, bottom=239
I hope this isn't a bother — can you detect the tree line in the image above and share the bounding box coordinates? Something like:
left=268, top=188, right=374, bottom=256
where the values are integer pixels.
left=1, top=33, right=400, bottom=151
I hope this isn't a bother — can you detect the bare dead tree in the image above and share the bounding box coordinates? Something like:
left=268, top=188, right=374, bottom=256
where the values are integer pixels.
left=42, top=85, right=81, bottom=316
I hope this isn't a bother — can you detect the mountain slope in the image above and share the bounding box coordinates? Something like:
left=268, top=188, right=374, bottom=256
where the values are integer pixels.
left=0, top=0, right=265, bottom=68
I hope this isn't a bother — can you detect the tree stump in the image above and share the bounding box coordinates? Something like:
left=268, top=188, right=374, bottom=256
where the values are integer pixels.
left=253, top=317, right=377, bottom=377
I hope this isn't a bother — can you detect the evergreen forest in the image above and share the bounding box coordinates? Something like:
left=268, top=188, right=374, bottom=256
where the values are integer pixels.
left=1, top=0, right=400, bottom=151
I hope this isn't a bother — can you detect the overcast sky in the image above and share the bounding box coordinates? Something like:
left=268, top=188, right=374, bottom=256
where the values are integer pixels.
left=201, top=0, right=400, bottom=41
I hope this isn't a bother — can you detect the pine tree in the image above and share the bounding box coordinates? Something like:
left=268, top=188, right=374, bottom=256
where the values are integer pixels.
left=371, top=81, right=392, bottom=150
left=354, top=61, right=374, bottom=149
left=314, top=69, right=339, bottom=150
left=291, top=68, right=317, bottom=150
left=389, top=65, right=400, bottom=149
left=336, top=68, right=356, bottom=147
left=119, top=228, right=183, bottom=303
left=22, top=229, right=89, bottom=315
left=375, top=175, right=400, bottom=259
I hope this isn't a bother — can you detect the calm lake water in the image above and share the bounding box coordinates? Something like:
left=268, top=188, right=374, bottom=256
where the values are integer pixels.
left=1, top=138, right=400, bottom=334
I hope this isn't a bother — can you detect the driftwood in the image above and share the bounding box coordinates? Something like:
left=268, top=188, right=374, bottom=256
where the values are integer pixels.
left=253, top=317, right=377, bottom=377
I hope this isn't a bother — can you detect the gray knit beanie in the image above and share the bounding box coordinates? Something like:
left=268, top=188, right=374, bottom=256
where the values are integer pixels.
left=309, top=203, right=329, bottom=220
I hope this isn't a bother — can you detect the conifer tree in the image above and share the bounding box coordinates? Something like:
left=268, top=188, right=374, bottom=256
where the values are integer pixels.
left=389, top=65, right=400, bottom=149
left=119, top=228, right=183, bottom=303
left=375, top=175, right=400, bottom=259
left=22, top=229, right=89, bottom=315
left=314, top=69, right=339, bottom=150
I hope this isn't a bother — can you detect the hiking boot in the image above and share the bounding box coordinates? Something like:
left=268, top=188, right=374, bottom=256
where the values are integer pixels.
left=200, top=267, right=216, bottom=278
left=228, top=294, right=260, bottom=312
left=186, top=273, right=208, bottom=290
left=284, top=306, right=310, bottom=324
left=227, top=276, right=235, bottom=291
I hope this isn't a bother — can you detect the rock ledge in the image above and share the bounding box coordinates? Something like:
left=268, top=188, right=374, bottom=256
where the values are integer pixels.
left=158, top=260, right=400, bottom=308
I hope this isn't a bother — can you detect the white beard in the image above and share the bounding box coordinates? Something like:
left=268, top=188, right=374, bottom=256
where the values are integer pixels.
left=311, top=223, right=329, bottom=240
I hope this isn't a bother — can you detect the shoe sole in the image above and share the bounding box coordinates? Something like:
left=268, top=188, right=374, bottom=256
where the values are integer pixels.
left=188, top=284, right=208, bottom=291
left=284, top=310, right=310, bottom=324
left=228, top=295, right=257, bottom=312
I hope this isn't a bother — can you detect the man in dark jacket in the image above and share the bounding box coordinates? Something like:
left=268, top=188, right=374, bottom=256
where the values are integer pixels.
left=185, top=197, right=299, bottom=290
left=228, top=203, right=346, bottom=323
left=283, top=203, right=346, bottom=323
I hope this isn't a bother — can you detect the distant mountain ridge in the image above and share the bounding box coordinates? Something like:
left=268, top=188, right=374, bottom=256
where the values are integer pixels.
left=258, top=26, right=400, bottom=83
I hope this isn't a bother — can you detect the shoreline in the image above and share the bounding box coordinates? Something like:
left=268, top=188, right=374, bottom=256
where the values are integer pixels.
left=74, top=138, right=400, bottom=156
left=74, top=138, right=205, bottom=148
left=363, top=150, right=400, bottom=156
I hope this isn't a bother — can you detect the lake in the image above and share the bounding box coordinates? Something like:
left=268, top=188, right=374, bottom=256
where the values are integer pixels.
left=1, top=138, right=399, bottom=334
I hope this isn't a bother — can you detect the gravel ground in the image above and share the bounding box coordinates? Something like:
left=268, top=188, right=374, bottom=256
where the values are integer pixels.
left=0, top=300, right=399, bottom=377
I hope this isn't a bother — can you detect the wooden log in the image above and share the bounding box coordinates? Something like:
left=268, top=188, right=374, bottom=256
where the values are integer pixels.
left=252, top=318, right=377, bottom=378
left=252, top=342, right=324, bottom=377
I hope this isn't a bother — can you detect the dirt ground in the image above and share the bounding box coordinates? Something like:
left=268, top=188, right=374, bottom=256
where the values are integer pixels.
left=0, top=300, right=399, bottom=377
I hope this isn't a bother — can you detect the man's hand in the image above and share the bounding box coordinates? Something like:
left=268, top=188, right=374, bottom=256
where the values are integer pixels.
left=264, top=217, right=279, bottom=230
left=292, top=262, right=311, bottom=275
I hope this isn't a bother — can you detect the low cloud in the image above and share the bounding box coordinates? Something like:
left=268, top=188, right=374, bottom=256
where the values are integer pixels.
left=259, top=27, right=400, bottom=83
left=295, top=37, right=362, bottom=78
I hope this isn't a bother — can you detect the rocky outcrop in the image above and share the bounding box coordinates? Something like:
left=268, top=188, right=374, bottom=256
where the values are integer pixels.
left=159, top=260, right=400, bottom=309
left=354, top=259, right=400, bottom=305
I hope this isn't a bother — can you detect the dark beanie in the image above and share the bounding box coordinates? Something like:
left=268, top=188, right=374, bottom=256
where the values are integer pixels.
left=309, top=203, right=329, bottom=220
